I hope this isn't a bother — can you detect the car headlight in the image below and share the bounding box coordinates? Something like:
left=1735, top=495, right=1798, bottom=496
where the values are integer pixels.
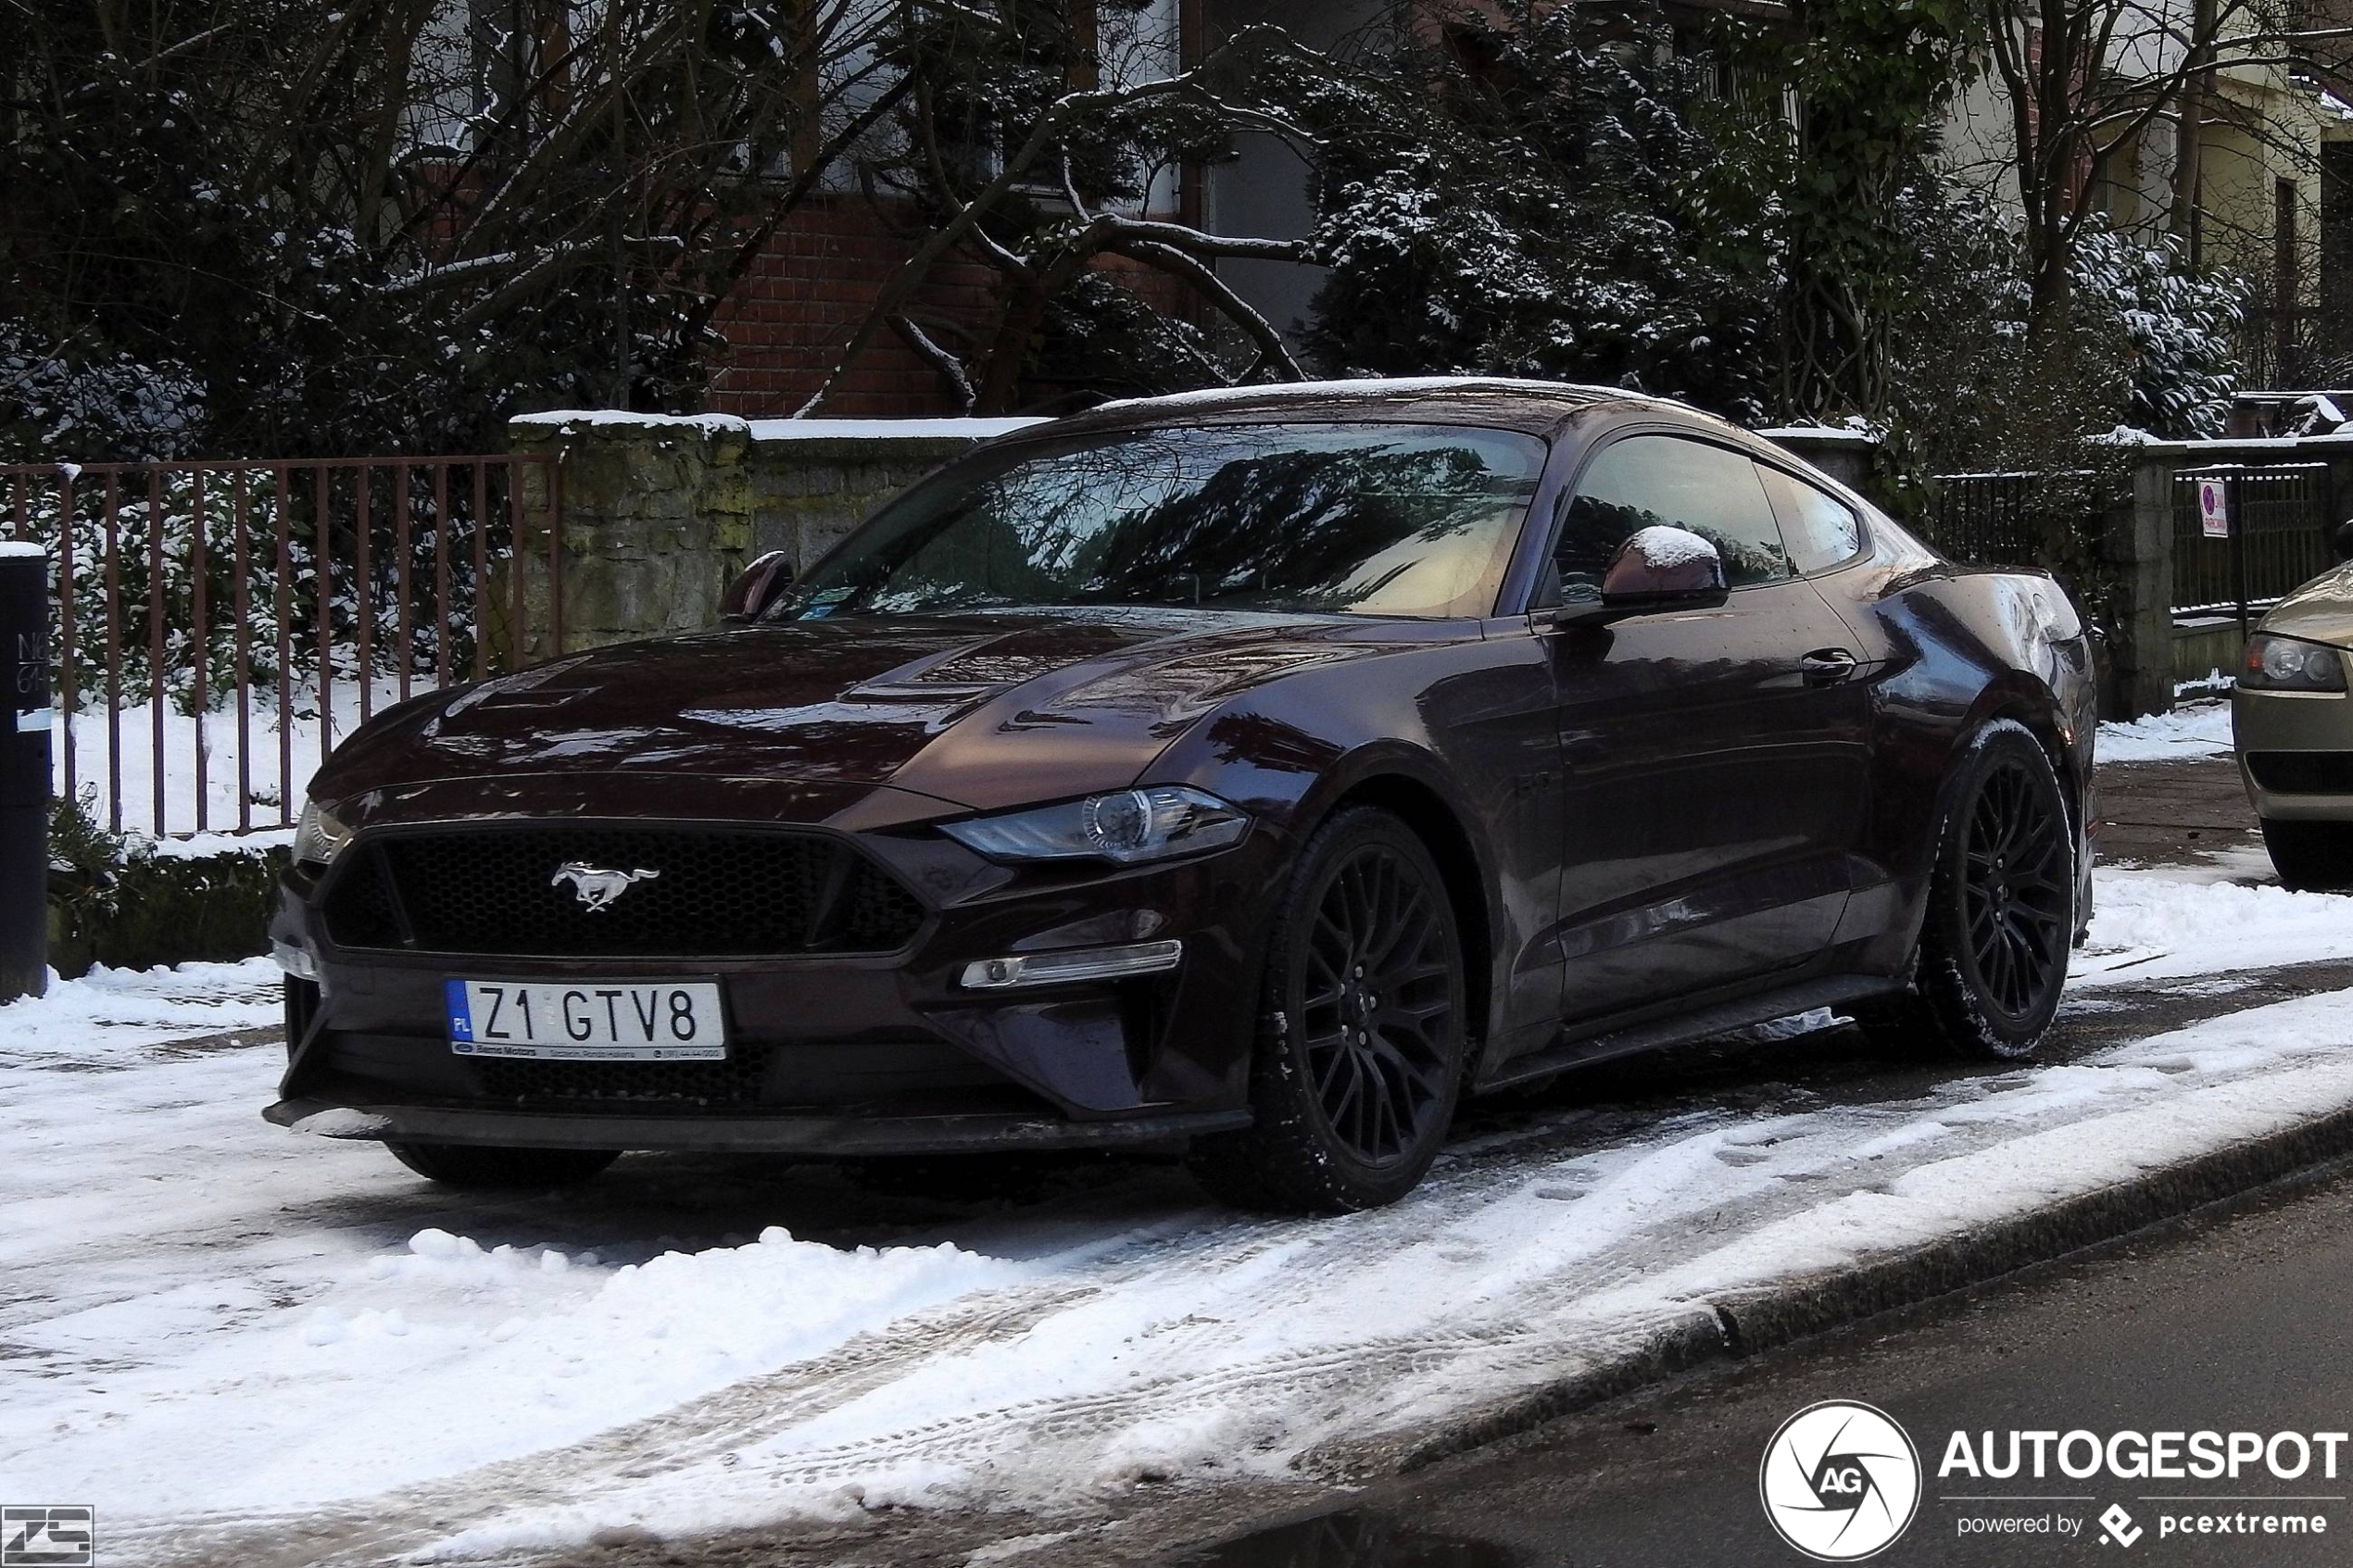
left=940, top=786, right=1251, bottom=865
left=293, top=800, right=355, bottom=867
left=2240, top=633, right=2347, bottom=693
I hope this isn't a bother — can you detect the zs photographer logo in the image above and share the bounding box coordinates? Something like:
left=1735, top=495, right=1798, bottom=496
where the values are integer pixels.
left=2, top=1506, right=93, bottom=1568
left=1759, top=1402, right=1921, bottom=1562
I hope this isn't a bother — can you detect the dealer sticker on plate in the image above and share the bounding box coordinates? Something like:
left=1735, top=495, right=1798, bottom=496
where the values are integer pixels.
left=445, top=980, right=727, bottom=1060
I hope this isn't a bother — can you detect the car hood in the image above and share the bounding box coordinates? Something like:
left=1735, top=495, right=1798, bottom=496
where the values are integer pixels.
left=2262, top=560, right=2353, bottom=648
left=311, top=608, right=1435, bottom=812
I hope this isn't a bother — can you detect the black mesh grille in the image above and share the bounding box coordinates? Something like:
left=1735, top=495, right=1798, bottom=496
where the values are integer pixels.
left=2248, top=752, right=2353, bottom=795
left=476, top=1048, right=772, bottom=1110
left=321, top=827, right=925, bottom=957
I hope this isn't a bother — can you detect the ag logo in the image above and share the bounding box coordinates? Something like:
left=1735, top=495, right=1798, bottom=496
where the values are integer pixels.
left=1759, top=1400, right=1921, bottom=1561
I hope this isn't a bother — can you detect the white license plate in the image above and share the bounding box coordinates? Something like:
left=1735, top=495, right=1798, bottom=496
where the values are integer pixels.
left=445, top=980, right=726, bottom=1060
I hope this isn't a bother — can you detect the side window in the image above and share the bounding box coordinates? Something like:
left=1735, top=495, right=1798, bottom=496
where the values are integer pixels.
left=1758, top=465, right=1864, bottom=575
left=1552, top=435, right=1793, bottom=601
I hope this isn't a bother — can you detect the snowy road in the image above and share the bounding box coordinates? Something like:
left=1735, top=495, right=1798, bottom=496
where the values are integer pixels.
left=6, top=862, right=2353, bottom=1566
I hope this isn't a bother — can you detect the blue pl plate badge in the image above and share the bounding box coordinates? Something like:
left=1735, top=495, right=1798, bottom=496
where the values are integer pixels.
left=446, top=980, right=476, bottom=1049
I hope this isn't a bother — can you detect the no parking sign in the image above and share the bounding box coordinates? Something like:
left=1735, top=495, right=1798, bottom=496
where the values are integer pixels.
left=2198, top=478, right=2231, bottom=538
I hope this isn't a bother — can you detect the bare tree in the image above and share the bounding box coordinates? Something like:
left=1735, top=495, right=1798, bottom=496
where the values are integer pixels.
left=1975, top=0, right=2324, bottom=334
left=791, top=3, right=1315, bottom=417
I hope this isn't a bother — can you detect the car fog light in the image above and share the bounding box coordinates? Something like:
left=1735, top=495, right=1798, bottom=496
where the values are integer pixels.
left=960, top=938, right=1184, bottom=989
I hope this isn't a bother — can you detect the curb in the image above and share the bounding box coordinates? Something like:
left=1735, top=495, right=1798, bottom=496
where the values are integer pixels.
left=1392, top=1099, right=2353, bottom=1473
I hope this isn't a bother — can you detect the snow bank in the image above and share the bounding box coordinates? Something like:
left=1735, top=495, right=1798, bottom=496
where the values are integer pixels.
left=0, top=956, right=278, bottom=1060
left=2075, top=872, right=2353, bottom=985
left=2097, top=698, right=2233, bottom=762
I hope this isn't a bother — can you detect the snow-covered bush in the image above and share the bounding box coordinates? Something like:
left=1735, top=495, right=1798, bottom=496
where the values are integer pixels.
left=2069, top=228, right=2242, bottom=440
left=0, top=326, right=206, bottom=461
left=1289, top=4, right=1782, bottom=425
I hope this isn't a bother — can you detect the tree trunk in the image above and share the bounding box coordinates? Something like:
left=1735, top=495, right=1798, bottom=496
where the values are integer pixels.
left=2167, top=0, right=2216, bottom=249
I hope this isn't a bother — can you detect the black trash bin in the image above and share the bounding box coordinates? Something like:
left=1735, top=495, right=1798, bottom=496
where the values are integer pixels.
left=0, top=543, right=50, bottom=1002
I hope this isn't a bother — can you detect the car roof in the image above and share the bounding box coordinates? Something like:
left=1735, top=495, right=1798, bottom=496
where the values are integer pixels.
left=1033, top=377, right=1673, bottom=442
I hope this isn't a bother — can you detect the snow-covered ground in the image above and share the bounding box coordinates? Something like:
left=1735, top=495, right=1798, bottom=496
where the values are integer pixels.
left=2096, top=698, right=2233, bottom=762
left=6, top=865, right=2353, bottom=1566
left=50, top=677, right=409, bottom=839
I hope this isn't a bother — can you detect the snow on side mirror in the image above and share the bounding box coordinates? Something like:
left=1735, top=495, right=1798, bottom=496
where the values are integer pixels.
left=720, top=551, right=795, bottom=622
left=1601, top=526, right=1728, bottom=604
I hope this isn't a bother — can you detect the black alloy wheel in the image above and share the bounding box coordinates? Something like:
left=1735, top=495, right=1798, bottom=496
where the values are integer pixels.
left=1957, top=752, right=2072, bottom=1018
left=1857, top=720, right=2075, bottom=1060
left=1189, top=807, right=1468, bottom=1212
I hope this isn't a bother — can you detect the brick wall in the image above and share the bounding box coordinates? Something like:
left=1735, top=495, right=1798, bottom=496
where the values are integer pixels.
left=704, top=194, right=1206, bottom=420
left=706, top=195, right=1005, bottom=419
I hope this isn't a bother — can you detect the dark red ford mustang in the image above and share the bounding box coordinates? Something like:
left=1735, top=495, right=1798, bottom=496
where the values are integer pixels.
left=267, top=379, right=2097, bottom=1212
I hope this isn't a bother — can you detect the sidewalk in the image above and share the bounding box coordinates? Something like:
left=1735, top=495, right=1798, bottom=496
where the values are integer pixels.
left=2096, top=754, right=2263, bottom=877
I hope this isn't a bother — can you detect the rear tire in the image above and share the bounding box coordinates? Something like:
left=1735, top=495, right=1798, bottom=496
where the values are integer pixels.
left=385, top=1142, right=620, bottom=1189
left=1187, top=808, right=1468, bottom=1213
left=1856, top=720, right=2075, bottom=1060
left=2260, top=817, right=2353, bottom=892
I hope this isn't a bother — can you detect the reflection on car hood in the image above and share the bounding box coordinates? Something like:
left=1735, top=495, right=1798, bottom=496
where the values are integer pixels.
left=309, top=607, right=1424, bottom=809
left=2261, top=560, right=2353, bottom=648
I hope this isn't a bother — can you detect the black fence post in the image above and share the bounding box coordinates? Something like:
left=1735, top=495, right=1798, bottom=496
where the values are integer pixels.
left=2228, top=472, right=2251, bottom=642
left=1, top=543, right=51, bottom=1001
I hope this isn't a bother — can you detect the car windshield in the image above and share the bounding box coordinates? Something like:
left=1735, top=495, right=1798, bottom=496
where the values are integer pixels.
left=775, top=421, right=1548, bottom=621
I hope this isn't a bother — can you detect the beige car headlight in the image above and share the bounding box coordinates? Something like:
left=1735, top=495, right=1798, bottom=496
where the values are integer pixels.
left=293, top=800, right=355, bottom=868
left=2240, top=633, right=2347, bottom=693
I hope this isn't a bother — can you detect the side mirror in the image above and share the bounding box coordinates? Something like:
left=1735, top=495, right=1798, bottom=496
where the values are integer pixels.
left=719, top=550, right=794, bottom=622
left=1602, top=526, right=1727, bottom=602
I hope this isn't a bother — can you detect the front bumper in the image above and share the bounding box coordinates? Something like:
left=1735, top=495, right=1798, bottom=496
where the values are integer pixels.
left=269, top=807, right=1289, bottom=1151
left=2233, top=684, right=2353, bottom=822
left=264, top=1096, right=1250, bottom=1155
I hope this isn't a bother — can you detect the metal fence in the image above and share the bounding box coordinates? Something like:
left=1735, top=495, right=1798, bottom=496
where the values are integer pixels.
left=3, top=456, right=564, bottom=839
left=1922, top=471, right=2098, bottom=566
left=2170, top=463, right=2335, bottom=625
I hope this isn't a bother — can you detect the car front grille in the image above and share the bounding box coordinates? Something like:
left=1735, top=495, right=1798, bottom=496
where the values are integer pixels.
left=320, top=825, right=926, bottom=958
left=476, top=1048, right=774, bottom=1110
left=2246, top=752, right=2353, bottom=796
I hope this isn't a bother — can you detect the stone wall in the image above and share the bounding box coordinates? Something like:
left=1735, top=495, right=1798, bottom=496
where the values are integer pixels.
left=505, top=410, right=1041, bottom=659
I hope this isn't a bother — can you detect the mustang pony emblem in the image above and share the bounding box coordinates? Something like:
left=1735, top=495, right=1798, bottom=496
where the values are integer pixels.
left=550, top=862, right=661, bottom=912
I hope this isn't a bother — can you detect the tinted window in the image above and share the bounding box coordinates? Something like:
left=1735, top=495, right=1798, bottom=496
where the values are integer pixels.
left=780, top=422, right=1547, bottom=621
left=1758, top=465, right=1864, bottom=574
left=1553, top=435, right=1792, bottom=600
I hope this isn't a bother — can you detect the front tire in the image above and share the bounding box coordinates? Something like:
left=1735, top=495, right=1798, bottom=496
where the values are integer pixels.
left=386, top=1142, right=620, bottom=1189
left=1857, top=720, right=2075, bottom=1060
left=2260, top=817, right=2353, bottom=892
left=1187, top=808, right=1468, bottom=1213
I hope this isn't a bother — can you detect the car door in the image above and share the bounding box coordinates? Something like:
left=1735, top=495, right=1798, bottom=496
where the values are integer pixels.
left=1537, top=432, right=1872, bottom=1023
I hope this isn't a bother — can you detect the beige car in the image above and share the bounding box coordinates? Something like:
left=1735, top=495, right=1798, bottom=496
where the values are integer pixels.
left=2234, top=559, right=2353, bottom=889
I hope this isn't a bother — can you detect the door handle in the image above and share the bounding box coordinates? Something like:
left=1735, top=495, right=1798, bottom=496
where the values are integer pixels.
left=1801, top=648, right=1861, bottom=684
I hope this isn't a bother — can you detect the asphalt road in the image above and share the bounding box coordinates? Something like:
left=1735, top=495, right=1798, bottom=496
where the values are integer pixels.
left=1163, top=1160, right=2353, bottom=1568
